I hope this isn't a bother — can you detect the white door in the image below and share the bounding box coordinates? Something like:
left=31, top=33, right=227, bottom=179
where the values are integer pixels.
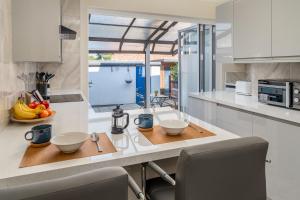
left=216, top=105, right=253, bottom=137
left=272, top=0, right=300, bottom=57
left=233, top=0, right=272, bottom=59
left=253, top=115, right=300, bottom=200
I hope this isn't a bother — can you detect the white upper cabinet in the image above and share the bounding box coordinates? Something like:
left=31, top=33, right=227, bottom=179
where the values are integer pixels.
left=12, top=0, right=62, bottom=62
left=216, top=1, right=233, bottom=63
left=233, top=0, right=272, bottom=59
left=272, top=0, right=300, bottom=57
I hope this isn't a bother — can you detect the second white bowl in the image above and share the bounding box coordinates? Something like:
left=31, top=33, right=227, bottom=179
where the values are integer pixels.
left=51, top=132, right=89, bottom=153
left=159, top=120, right=188, bottom=135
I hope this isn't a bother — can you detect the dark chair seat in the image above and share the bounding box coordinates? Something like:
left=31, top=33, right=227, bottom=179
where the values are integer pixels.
left=146, top=174, right=175, bottom=200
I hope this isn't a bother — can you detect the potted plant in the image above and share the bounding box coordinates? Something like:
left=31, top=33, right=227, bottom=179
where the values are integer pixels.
left=154, top=90, right=159, bottom=96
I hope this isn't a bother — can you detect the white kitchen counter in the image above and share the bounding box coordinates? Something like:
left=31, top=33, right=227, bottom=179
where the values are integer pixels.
left=0, top=92, right=238, bottom=188
left=190, top=91, right=300, bottom=124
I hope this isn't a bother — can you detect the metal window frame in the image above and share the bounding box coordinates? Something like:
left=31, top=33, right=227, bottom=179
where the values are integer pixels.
left=212, top=25, right=216, bottom=90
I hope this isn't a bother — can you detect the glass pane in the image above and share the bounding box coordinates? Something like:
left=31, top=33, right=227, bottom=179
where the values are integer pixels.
left=88, top=41, right=119, bottom=51
left=180, top=29, right=198, bottom=55
left=154, top=44, right=172, bottom=52
left=90, top=15, right=133, bottom=25
left=122, top=43, right=144, bottom=51
left=134, top=18, right=163, bottom=28
left=89, top=24, right=126, bottom=38
left=125, top=27, right=155, bottom=40
left=179, top=27, right=199, bottom=111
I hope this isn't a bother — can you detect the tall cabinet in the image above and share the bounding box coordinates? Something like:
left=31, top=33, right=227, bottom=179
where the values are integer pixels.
left=233, top=0, right=272, bottom=59
left=272, top=0, right=300, bottom=57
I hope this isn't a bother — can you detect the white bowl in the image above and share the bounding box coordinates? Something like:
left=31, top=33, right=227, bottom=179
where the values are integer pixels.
left=51, top=132, right=89, bottom=153
left=159, top=120, right=188, bottom=135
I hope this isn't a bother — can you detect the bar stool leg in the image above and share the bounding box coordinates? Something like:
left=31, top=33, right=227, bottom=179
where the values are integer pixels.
left=141, top=163, right=147, bottom=197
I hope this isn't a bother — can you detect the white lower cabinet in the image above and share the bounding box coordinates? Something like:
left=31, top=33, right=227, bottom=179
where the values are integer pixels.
left=187, top=97, right=217, bottom=125
left=188, top=98, right=300, bottom=200
left=253, top=116, right=300, bottom=200
left=216, top=105, right=253, bottom=137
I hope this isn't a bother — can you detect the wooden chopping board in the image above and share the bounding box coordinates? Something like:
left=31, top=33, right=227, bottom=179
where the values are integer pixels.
left=139, top=123, right=216, bottom=145
left=19, top=133, right=117, bottom=168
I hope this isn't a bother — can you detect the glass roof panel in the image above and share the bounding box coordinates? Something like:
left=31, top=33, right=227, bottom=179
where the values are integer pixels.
left=134, top=18, right=164, bottom=28
left=160, top=22, right=195, bottom=41
left=89, top=41, right=120, bottom=51
left=125, top=27, right=155, bottom=40
left=154, top=44, right=173, bottom=52
left=89, top=24, right=126, bottom=38
left=122, top=43, right=144, bottom=51
left=90, top=15, right=133, bottom=25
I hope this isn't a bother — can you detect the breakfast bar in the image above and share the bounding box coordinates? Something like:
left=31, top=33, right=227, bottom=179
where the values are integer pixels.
left=0, top=93, right=239, bottom=188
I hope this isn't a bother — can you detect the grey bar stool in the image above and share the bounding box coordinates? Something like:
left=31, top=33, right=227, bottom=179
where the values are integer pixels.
left=143, top=137, right=269, bottom=200
left=0, top=167, right=145, bottom=200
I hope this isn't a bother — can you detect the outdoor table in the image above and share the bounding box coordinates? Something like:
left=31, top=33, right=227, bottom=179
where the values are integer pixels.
left=150, top=94, right=169, bottom=107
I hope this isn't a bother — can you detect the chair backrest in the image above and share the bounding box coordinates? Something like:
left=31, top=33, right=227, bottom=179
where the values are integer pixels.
left=175, top=137, right=268, bottom=200
left=0, top=167, right=128, bottom=200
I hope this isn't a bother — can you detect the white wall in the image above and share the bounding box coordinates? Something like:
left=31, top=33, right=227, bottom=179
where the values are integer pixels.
left=89, top=67, right=136, bottom=106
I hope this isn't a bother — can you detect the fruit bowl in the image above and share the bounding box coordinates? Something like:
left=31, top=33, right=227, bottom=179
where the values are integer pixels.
left=10, top=111, right=56, bottom=123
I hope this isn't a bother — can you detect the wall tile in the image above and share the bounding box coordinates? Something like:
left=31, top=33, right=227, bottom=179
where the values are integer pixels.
left=246, top=63, right=293, bottom=95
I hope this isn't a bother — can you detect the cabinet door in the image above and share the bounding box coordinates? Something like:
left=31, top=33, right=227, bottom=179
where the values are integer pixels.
left=253, top=116, right=300, bottom=200
left=12, top=0, right=61, bottom=62
left=216, top=105, right=252, bottom=137
left=233, top=0, right=271, bottom=59
left=272, top=0, right=300, bottom=57
left=216, top=1, right=233, bottom=63
left=187, top=97, right=217, bottom=125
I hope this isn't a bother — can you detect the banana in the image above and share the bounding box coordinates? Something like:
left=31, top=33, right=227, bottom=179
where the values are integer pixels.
left=18, top=101, right=45, bottom=115
left=13, top=102, right=38, bottom=119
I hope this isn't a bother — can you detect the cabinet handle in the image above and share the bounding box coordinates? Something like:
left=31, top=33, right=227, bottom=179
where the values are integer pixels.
left=265, top=159, right=272, bottom=163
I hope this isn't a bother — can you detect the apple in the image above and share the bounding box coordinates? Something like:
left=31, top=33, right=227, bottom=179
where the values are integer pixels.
left=41, top=100, right=49, bottom=109
left=28, top=101, right=39, bottom=109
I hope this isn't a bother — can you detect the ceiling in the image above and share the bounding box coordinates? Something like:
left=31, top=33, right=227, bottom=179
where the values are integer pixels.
left=88, top=14, right=195, bottom=55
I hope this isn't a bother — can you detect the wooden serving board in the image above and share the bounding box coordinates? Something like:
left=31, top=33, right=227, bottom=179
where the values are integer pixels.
left=11, top=111, right=56, bottom=123
left=19, top=133, right=117, bottom=168
left=139, top=123, right=216, bottom=145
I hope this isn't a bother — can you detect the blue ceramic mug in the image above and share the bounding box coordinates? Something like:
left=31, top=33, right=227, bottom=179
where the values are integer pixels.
left=134, top=114, right=153, bottom=129
left=25, top=124, right=52, bottom=144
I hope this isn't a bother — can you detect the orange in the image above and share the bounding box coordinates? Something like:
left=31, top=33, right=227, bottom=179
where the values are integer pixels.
left=39, top=110, right=49, bottom=118
left=46, top=108, right=53, bottom=116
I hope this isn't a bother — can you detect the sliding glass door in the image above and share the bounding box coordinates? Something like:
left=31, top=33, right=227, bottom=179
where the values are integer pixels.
left=178, top=24, right=216, bottom=111
left=178, top=26, right=200, bottom=111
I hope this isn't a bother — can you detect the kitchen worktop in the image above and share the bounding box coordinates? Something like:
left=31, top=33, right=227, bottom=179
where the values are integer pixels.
left=0, top=91, right=238, bottom=188
left=190, top=91, right=300, bottom=125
